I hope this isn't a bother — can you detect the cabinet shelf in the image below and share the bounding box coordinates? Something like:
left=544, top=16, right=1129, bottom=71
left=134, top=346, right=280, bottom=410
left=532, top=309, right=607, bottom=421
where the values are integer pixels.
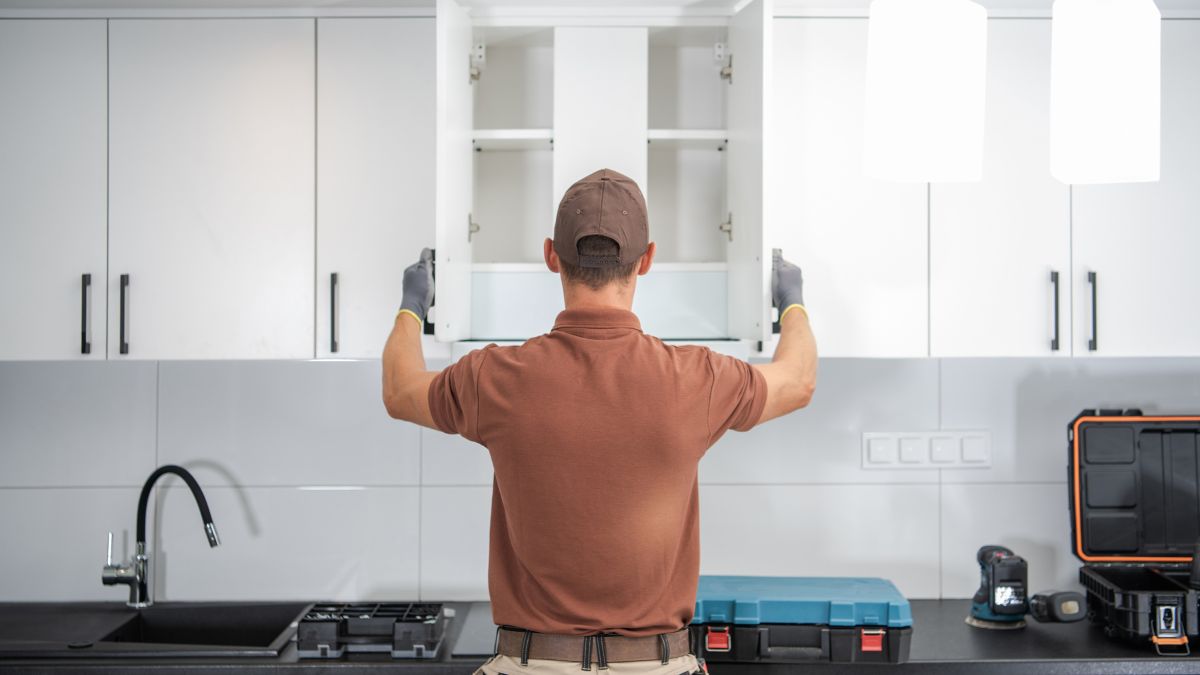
left=647, top=128, right=727, bottom=149
left=473, top=128, right=553, bottom=151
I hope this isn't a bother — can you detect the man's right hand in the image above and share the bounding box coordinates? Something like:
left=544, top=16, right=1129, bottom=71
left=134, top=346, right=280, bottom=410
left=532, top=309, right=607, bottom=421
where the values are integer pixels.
left=772, top=250, right=804, bottom=319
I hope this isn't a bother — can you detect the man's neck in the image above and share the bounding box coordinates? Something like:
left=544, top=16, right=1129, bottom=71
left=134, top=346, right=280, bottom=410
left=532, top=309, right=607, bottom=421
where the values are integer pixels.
left=561, top=281, right=635, bottom=312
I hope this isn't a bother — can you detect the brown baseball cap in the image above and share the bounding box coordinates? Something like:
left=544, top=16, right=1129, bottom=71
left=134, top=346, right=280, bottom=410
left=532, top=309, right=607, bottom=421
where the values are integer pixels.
left=553, top=168, right=649, bottom=268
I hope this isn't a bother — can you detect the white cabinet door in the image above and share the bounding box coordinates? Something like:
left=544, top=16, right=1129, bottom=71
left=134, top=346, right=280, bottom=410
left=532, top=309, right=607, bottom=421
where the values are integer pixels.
left=0, top=20, right=107, bottom=360
left=108, top=19, right=315, bottom=360
left=434, top=0, right=474, bottom=341
left=727, top=0, right=773, bottom=342
left=771, top=19, right=928, bottom=357
left=317, top=18, right=436, bottom=359
left=1072, top=21, right=1200, bottom=357
left=930, top=20, right=1070, bottom=357
left=552, top=27, right=648, bottom=202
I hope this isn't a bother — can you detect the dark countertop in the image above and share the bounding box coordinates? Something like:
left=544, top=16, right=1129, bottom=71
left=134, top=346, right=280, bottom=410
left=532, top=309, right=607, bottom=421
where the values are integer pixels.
left=3, top=600, right=1200, bottom=674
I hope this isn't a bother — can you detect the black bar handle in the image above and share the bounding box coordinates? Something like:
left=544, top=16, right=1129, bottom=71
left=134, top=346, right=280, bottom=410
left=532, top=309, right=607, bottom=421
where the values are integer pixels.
left=1050, top=270, right=1060, bottom=352
left=423, top=249, right=436, bottom=336
left=81, top=273, right=92, bottom=355
left=119, top=274, right=130, bottom=355
left=1088, top=271, right=1097, bottom=352
left=330, top=272, right=339, bottom=353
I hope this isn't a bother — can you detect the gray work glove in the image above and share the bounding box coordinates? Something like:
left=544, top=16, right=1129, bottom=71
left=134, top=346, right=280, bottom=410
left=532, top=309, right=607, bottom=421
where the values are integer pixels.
left=772, top=249, right=805, bottom=317
left=398, top=248, right=435, bottom=323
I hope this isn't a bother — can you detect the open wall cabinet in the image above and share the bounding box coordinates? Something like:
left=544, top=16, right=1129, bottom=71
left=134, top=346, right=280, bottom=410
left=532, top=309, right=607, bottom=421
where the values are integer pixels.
left=433, top=0, right=773, bottom=343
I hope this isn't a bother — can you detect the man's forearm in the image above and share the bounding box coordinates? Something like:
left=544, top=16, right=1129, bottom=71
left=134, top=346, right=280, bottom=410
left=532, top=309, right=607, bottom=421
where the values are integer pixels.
left=774, top=307, right=816, bottom=373
left=382, top=313, right=437, bottom=427
left=752, top=307, right=818, bottom=423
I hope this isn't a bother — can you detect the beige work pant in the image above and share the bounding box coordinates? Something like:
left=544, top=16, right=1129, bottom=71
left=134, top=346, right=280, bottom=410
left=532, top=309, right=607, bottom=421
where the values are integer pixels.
left=473, top=653, right=702, bottom=675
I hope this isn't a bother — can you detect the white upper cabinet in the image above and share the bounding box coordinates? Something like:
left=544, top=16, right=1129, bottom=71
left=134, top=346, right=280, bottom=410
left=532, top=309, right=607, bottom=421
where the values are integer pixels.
left=930, top=19, right=1070, bottom=357
left=0, top=21, right=107, bottom=360
left=1071, top=21, right=1200, bottom=357
left=108, top=19, right=315, bottom=360
left=435, top=3, right=773, bottom=343
left=317, top=18, right=436, bottom=359
left=433, top=0, right=476, bottom=342
left=725, top=0, right=773, bottom=342
left=771, top=18, right=928, bottom=357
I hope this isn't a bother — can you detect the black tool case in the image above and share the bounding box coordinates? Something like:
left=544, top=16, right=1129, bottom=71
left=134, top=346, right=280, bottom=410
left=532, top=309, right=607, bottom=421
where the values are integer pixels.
left=1069, top=410, right=1200, bottom=655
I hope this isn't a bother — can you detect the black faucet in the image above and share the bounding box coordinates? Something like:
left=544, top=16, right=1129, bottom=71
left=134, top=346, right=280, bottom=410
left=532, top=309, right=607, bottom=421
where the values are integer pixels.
left=102, top=464, right=220, bottom=607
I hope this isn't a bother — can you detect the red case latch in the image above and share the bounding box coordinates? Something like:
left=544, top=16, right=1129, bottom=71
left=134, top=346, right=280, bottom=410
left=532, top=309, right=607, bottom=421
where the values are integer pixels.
left=860, top=629, right=885, bottom=653
left=705, top=626, right=731, bottom=652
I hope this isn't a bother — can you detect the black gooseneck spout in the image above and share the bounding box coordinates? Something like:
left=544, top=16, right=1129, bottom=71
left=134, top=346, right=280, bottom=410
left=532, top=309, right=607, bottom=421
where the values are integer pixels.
left=103, top=464, right=220, bottom=607
left=137, top=464, right=220, bottom=548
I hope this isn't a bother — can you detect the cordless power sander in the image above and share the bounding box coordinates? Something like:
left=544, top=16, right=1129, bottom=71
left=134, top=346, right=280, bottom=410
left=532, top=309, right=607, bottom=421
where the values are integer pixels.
left=966, top=545, right=1086, bottom=630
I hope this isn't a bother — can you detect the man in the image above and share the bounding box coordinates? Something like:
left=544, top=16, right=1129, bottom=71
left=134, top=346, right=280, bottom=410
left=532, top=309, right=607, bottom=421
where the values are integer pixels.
left=383, top=168, right=817, bottom=675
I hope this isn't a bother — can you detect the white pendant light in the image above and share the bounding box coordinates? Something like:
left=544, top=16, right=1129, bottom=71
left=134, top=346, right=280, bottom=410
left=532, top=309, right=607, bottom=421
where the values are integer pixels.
left=1050, top=0, right=1161, bottom=184
left=863, top=0, right=988, bottom=183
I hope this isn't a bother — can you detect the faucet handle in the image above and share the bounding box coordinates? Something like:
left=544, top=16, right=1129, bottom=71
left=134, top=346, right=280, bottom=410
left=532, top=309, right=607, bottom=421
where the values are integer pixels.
left=106, top=531, right=113, bottom=566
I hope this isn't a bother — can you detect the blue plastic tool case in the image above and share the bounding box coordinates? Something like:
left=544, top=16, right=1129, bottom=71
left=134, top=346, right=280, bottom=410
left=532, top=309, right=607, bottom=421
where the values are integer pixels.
left=690, top=576, right=913, bottom=664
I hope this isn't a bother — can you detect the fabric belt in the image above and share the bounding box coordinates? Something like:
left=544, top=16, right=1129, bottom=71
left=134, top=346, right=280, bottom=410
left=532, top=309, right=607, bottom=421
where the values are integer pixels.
left=495, top=626, right=692, bottom=668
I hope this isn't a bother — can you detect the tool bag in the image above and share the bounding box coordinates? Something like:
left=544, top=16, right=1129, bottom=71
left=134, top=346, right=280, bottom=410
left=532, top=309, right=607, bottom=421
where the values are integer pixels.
left=1069, top=409, right=1200, bottom=655
left=689, top=576, right=912, bottom=664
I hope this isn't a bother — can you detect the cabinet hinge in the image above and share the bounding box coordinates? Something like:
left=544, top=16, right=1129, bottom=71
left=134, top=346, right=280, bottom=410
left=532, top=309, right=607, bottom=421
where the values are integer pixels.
left=468, top=214, right=481, bottom=242
left=718, top=214, right=733, bottom=242
left=469, top=42, right=486, bottom=83
left=720, top=54, right=733, bottom=83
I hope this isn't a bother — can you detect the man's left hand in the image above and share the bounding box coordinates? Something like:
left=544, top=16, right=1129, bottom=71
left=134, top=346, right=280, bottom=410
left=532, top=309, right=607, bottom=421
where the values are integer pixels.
left=399, top=248, right=435, bottom=323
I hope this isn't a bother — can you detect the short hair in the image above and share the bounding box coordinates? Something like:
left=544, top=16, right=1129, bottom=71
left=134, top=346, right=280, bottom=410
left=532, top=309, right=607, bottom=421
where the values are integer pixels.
left=559, top=236, right=639, bottom=291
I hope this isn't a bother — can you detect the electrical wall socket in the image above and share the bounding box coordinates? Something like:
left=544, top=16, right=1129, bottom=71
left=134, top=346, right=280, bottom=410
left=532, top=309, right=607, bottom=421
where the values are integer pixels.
left=861, top=431, right=991, bottom=469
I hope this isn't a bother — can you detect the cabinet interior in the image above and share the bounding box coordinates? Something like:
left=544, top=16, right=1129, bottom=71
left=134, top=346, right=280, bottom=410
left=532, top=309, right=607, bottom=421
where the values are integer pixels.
left=472, top=27, right=554, bottom=264
left=648, top=26, right=730, bottom=265
left=469, top=25, right=731, bottom=267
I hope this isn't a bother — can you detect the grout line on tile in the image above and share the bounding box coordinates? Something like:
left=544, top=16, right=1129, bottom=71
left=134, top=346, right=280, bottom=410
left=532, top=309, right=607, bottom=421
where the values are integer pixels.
left=938, top=471, right=943, bottom=599
left=698, top=481, right=941, bottom=487
left=936, top=479, right=1068, bottom=486
left=418, top=430, right=423, bottom=600
left=0, top=486, right=147, bottom=491
left=149, top=483, right=423, bottom=490
left=154, top=361, right=160, bottom=468
left=936, top=359, right=941, bottom=429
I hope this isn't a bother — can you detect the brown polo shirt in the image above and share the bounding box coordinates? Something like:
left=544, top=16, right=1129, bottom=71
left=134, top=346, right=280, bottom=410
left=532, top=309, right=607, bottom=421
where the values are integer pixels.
left=428, top=306, right=767, bottom=637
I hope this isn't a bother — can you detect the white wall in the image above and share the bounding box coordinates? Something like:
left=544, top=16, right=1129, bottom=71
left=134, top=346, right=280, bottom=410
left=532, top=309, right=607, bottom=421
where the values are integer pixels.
left=3, top=357, right=1200, bottom=603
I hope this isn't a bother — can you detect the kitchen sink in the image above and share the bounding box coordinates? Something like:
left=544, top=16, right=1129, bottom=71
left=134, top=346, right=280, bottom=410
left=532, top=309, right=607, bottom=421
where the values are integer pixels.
left=0, top=601, right=312, bottom=659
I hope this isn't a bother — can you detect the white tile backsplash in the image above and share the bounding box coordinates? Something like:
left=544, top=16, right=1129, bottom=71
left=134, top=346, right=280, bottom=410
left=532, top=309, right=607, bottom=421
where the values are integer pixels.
left=940, top=482, right=1079, bottom=598
left=0, top=488, right=141, bottom=601
left=0, top=362, right=157, bottom=487
left=154, top=483, right=420, bottom=601
left=699, top=484, right=941, bottom=599
left=6, top=356, right=1200, bottom=603
left=700, top=359, right=940, bottom=484
left=940, top=358, right=1200, bottom=484
left=421, top=428, right=493, bottom=486
left=158, top=361, right=420, bottom=487
left=420, top=486, right=491, bottom=601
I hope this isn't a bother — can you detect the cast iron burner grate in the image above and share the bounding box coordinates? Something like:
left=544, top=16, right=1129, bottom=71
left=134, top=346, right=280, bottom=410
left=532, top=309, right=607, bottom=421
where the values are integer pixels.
left=297, top=602, right=449, bottom=660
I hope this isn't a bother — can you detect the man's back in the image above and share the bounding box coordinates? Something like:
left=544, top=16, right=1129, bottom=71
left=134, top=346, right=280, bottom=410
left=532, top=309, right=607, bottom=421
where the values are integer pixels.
left=428, top=306, right=766, bottom=636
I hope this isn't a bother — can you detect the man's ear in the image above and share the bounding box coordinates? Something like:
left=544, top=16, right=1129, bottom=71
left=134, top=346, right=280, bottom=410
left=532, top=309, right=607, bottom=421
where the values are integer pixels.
left=637, top=242, right=656, bottom=276
left=544, top=238, right=561, bottom=273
